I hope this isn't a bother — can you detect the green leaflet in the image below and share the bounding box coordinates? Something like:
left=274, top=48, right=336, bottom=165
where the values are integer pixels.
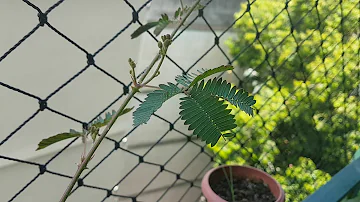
left=131, top=22, right=159, bottom=39
left=196, top=78, right=256, bottom=116
left=175, top=65, right=234, bottom=88
left=189, top=65, right=234, bottom=88
left=179, top=88, right=237, bottom=147
left=131, top=14, right=172, bottom=39
left=133, top=82, right=182, bottom=126
left=174, top=7, right=182, bottom=19
left=36, top=129, right=82, bottom=151
left=91, top=107, right=134, bottom=128
left=222, top=133, right=236, bottom=138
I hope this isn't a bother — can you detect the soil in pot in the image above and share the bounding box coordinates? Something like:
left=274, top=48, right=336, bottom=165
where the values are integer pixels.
left=210, top=177, right=276, bottom=202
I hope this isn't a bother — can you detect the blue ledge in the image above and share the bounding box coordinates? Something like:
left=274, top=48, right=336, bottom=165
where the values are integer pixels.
left=303, top=157, right=360, bottom=202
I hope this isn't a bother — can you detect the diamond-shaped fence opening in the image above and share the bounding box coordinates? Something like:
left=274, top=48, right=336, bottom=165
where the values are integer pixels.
left=0, top=0, right=359, bottom=202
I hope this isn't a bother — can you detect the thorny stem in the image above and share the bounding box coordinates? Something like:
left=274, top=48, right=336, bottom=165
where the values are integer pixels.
left=59, top=1, right=201, bottom=201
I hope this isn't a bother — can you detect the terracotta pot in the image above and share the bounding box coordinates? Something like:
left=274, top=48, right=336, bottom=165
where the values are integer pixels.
left=201, top=165, right=285, bottom=202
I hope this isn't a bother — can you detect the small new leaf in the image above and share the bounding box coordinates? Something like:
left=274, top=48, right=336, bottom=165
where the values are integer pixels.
left=174, top=7, right=181, bottom=19
left=91, top=130, right=98, bottom=142
left=91, top=107, right=134, bottom=128
left=37, top=130, right=82, bottom=150
left=154, top=14, right=172, bottom=36
left=131, top=22, right=159, bottom=39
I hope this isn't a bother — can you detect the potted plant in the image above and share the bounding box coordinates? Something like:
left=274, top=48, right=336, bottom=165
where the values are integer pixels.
left=201, top=164, right=285, bottom=202
left=34, top=1, right=260, bottom=201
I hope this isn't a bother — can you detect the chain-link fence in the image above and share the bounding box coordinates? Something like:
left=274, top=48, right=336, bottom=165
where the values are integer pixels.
left=0, top=0, right=359, bottom=202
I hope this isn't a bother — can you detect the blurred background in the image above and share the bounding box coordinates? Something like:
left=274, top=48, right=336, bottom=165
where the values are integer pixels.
left=0, top=0, right=359, bottom=202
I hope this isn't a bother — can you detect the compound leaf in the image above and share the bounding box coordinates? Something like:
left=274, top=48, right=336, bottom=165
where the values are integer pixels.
left=179, top=87, right=237, bottom=147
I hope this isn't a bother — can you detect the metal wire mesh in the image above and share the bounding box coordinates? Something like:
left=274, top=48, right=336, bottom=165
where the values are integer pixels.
left=0, top=0, right=359, bottom=202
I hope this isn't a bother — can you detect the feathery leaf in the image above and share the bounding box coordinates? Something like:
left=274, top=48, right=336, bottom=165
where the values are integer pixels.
left=179, top=86, right=237, bottom=147
left=197, top=78, right=256, bottom=116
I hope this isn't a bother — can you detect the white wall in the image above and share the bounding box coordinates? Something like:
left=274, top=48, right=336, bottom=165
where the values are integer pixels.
left=0, top=0, right=240, bottom=201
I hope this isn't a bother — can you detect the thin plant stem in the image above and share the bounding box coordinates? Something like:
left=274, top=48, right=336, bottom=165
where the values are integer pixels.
left=59, top=1, right=201, bottom=201
left=170, top=0, right=200, bottom=39
left=221, top=166, right=235, bottom=202
left=229, top=166, right=235, bottom=202
left=138, top=53, right=161, bottom=84
left=142, top=84, right=161, bottom=90
left=60, top=90, right=136, bottom=202
left=138, top=0, right=201, bottom=84
left=142, top=54, right=166, bottom=85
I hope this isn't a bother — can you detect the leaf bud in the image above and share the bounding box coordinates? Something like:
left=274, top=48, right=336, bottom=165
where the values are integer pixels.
left=164, top=39, right=172, bottom=47
left=158, top=41, right=163, bottom=49
left=128, top=58, right=136, bottom=69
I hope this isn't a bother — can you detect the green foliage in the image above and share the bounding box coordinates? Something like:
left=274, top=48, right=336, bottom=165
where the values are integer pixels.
left=133, top=67, right=256, bottom=146
left=342, top=196, right=360, bottom=202
left=133, top=82, right=182, bottom=126
left=274, top=157, right=331, bottom=202
left=180, top=81, right=237, bottom=146
left=209, top=0, right=359, bottom=201
left=226, top=0, right=359, bottom=90
left=37, top=129, right=82, bottom=150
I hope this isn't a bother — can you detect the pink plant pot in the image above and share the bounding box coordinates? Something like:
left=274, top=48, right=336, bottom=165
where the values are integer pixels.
left=201, top=165, right=285, bottom=202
